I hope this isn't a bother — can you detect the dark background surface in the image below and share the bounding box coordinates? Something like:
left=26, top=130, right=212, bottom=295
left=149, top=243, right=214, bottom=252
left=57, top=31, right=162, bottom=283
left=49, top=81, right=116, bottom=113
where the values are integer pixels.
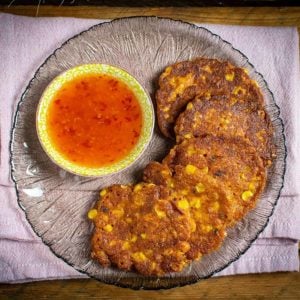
left=1, top=0, right=299, bottom=7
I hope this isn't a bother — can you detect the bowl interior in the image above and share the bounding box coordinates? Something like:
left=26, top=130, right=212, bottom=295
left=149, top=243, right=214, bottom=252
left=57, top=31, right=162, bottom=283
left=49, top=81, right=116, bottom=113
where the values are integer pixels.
left=36, top=64, right=154, bottom=177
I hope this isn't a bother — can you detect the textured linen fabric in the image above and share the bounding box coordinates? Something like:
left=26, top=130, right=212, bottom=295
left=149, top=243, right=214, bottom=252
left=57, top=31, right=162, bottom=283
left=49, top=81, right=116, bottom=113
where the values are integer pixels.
left=0, top=13, right=299, bottom=283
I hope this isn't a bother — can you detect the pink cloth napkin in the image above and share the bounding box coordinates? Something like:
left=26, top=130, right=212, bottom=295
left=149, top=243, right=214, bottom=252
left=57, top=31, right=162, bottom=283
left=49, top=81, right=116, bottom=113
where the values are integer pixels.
left=0, top=13, right=299, bottom=283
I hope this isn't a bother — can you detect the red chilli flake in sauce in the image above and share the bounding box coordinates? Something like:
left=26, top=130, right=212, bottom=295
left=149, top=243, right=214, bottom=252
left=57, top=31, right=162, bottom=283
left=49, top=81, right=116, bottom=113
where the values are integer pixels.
left=47, top=74, right=143, bottom=168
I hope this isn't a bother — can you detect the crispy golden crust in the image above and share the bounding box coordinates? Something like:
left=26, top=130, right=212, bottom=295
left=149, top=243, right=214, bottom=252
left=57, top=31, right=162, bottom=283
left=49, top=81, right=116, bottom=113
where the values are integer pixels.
left=174, top=94, right=276, bottom=166
left=143, top=161, right=230, bottom=259
left=91, top=184, right=193, bottom=275
left=92, top=159, right=234, bottom=275
left=167, top=165, right=229, bottom=258
left=91, top=136, right=266, bottom=275
left=143, top=161, right=172, bottom=186
left=162, top=136, right=266, bottom=223
left=90, top=58, right=272, bottom=276
left=156, top=58, right=264, bottom=138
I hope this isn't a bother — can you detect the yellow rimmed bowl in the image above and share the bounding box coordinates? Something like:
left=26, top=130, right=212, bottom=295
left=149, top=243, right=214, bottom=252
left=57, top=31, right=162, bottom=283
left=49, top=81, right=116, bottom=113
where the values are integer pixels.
left=36, top=64, right=154, bottom=177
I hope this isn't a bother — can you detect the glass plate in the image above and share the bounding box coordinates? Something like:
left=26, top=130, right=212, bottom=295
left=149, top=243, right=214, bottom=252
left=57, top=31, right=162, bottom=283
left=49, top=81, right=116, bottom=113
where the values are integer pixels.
left=10, top=17, right=286, bottom=290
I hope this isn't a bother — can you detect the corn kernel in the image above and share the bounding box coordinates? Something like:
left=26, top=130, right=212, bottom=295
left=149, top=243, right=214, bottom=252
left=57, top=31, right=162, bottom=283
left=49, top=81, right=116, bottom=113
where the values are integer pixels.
left=109, top=240, right=116, bottom=247
left=163, top=66, right=172, bottom=77
left=179, top=241, right=191, bottom=253
left=132, top=252, right=147, bottom=262
left=195, top=183, right=205, bottom=193
left=187, top=146, right=196, bottom=156
left=100, top=189, right=107, bottom=197
left=187, top=102, right=194, bottom=110
left=200, top=75, right=206, bottom=81
left=154, top=206, right=166, bottom=218
left=181, top=140, right=188, bottom=146
left=202, top=225, right=213, bottom=233
left=258, top=110, right=265, bottom=118
left=104, top=224, right=113, bottom=232
left=242, top=190, right=254, bottom=201
left=151, top=262, right=157, bottom=270
left=232, top=86, right=246, bottom=95
left=184, top=133, right=192, bottom=139
left=190, top=197, right=201, bottom=209
left=181, top=189, right=189, bottom=196
left=185, top=164, right=197, bottom=175
left=225, top=73, right=235, bottom=81
left=134, top=197, right=144, bottom=206
left=194, top=253, right=202, bottom=261
left=145, top=249, right=153, bottom=256
left=167, top=179, right=174, bottom=188
left=131, top=235, right=137, bottom=242
left=200, top=166, right=209, bottom=174
left=226, top=192, right=234, bottom=202
left=161, top=170, right=170, bottom=176
left=126, top=217, right=132, bottom=224
left=211, top=201, right=220, bottom=212
left=176, top=260, right=187, bottom=271
left=204, top=91, right=211, bottom=99
left=165, top=249, right=174, bottom=256
left=240, top=173, right=247, bottom=180
left=237, top=128, right=245, bottom=136
left=212, top=192, right=219, bottom=200
left=220, top=116, right=231, bottom=125
left=141, top=233, right=147, bottom=239
left=230, top=97, right=238, bottom=105
left=203, top=65, right=212, bottom=73
left=112, top=209, right=124, bottom=217
left=194, top=210, right=203, bottom=220
left=134, top=184, right=142, bottom=192
left=172, top=230, right=178, bottom=238
left=177, top=199, right=189, bottom=210
left=190, top=219, right=197, bottom=232
left=248, top=182, right=256, bottom=191
left=162, top=106, right=170, bottom=112
left=87, top=209, right=98, bottom=219
left=256, top=131, right=266, bottom=142
left=122, top=241, right=130, bottom=250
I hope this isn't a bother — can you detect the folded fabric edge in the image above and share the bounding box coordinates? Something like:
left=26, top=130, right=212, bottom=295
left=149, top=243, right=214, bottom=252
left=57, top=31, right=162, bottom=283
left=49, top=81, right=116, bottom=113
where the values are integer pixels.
left=0, top=240, right=298, bottom=283
left=4, top=275, right=87, bottom=285
left=215, top=240, right=299, bottom=276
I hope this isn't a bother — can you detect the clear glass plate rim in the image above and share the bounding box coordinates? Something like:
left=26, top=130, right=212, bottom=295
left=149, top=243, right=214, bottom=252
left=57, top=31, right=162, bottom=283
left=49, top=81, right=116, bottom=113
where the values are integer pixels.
left=9, top=16, right=287, bottom=290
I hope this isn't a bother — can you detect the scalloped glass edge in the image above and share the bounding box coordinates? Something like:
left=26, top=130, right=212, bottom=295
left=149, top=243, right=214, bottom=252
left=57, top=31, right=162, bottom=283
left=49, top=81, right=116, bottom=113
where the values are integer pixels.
left=9, top=16, right=286, bottom=290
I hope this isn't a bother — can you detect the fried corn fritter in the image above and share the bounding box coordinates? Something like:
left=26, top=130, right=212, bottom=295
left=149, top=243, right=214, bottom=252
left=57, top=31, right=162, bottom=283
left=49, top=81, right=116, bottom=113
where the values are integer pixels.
left=143, top=161, right=230, bottom=259
left=156, top=58, right=264, bottom=138
left=174, top=94, right=275, bottom=166
left=90, top=58, right=273, bottom=277
left=90, top=184, right=194, bottom=275
left=162, top=136, right=266, bottom=224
